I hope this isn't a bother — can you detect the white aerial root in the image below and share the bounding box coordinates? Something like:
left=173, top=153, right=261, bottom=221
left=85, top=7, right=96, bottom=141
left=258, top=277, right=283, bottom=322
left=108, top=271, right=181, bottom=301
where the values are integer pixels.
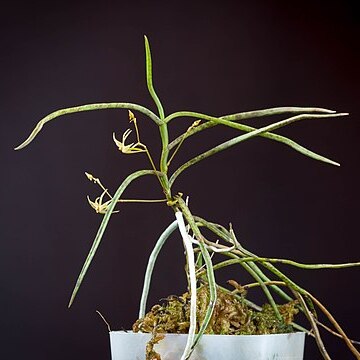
left=176, top=211, right=197, bottom=360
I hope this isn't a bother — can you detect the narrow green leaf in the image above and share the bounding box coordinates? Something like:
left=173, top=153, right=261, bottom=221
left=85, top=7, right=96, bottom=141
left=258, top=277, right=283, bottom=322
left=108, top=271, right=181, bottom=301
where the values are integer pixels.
left=167, top=107, right=337, bottom=150
left=14, top=102, right=161, bottom=150
left=169, top=113, right=348, bottom=186
left=68, top=169, right=157, bottom=308
left=144, top=35, right=165, bottom=120
left=165, top=106, right=336, bottom=124
left=139, top=220, right=178, bottom=318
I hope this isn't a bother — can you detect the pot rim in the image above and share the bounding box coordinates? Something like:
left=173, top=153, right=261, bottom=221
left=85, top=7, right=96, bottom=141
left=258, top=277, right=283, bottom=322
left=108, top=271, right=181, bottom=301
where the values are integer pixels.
left=109, top=330, right=306, bottom=338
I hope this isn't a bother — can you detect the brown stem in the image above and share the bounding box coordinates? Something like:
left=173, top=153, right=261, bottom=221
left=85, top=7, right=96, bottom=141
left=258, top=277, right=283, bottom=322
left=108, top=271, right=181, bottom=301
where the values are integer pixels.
left=306, top=292, right=360, bottom=359
left=315, top=319, right=360, bottom=346
left=292, top=290, right=331, bottom=360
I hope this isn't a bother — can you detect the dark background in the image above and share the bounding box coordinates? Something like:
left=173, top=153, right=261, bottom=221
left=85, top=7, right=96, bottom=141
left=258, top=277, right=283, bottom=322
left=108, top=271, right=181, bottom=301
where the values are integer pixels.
left=1, top=1, right=359, bottom=359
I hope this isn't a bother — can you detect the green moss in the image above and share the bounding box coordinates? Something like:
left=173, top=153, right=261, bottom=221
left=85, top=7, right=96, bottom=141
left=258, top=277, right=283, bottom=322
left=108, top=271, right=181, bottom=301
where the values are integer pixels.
left=145, top=332, right=164, bottom=360
left=133, top=285, right=298, bottom=335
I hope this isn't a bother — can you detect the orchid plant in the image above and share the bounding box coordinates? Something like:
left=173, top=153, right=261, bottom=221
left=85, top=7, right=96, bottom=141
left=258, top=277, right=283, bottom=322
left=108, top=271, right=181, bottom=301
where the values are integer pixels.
left=15, top=36, right=360, bottom=360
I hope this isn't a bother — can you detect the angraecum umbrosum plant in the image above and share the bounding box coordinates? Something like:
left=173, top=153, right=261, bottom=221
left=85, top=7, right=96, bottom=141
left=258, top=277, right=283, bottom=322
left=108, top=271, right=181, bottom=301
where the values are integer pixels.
left=15, top=36, right=360, bottom=360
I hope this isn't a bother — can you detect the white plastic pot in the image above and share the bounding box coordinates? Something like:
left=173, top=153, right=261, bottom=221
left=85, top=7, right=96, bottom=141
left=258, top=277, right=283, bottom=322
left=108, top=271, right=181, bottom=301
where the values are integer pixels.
left=110, top=331, right=305, bottom=360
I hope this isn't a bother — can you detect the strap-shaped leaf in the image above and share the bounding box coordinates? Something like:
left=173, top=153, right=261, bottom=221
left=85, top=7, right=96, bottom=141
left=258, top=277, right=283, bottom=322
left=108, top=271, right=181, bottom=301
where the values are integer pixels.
left=144, top=35, right=165, bottom=120
left=138, top=219, right=178, bottom=318
left=168, top=106, right=336, bottom=149
left=15, top=102, right=161, bottom=150
left=169, top=112, right=347, bottom=186
left=68, top=169, right=157, bottom=308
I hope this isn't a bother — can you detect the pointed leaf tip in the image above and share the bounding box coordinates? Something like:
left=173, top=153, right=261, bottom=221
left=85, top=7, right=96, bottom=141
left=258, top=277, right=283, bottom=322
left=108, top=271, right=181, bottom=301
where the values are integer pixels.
left=14, top=141, right=26, bottom=150
left=68, top=292, right=76, bottom=308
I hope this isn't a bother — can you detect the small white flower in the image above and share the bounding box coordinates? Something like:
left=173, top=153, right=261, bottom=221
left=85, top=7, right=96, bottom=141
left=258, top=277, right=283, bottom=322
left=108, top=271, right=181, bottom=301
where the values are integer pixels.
left=87, top=189, right=119, bottom=214
left=113, top=129, right=146, bottom=154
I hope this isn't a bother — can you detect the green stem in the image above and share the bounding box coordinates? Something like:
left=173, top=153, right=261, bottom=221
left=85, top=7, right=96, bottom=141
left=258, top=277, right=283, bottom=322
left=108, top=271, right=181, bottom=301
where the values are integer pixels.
left=118, top=198, right=168, bottom=203
left=197, top=220, right=318, bottom=320
left=243, top=262, right=282, bottom=320
left=194, top=221, right=285, bottom=316
left=294, top=291, right=331, bottom=360
left=228, top=226, right=317, bottom=314
left=217, top=285, right=262, bottom=311
left=195, top=217, right=293, bottom=302
left=229, top=233, right=305, bottom=301
left=260, top=262, right=309, bottom=296
left=15, top=102, right=161, bottom=150
left=68, top=169, right=159, bottom=308
left=159, top=123, right=171, bottom=197
left=159, top=123, right=169, bottom=173
left=224, top=252, right=282, bottom=320
left=254, top=259, right=318, bottom=316
left=209, top=257, right=360, bottom=271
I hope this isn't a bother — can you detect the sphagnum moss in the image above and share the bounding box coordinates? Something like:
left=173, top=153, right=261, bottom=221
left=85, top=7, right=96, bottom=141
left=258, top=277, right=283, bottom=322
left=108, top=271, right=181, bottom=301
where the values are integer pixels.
left=133, top=285, right=298, bottom=336
left=16, top=36, right=360, bottom=359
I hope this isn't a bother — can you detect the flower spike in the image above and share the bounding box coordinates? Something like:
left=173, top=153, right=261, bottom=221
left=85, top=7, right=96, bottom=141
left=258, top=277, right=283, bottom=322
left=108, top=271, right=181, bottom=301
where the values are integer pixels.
left=128, top=110, right=136, bottom=122
left=85, top=172, right=96, bottom=182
